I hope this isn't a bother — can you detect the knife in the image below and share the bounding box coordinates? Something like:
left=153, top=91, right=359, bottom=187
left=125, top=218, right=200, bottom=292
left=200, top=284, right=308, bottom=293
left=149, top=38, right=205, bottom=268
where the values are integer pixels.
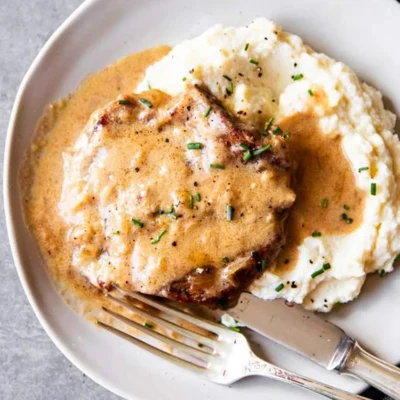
left=227, top=293, right=400, bottom=399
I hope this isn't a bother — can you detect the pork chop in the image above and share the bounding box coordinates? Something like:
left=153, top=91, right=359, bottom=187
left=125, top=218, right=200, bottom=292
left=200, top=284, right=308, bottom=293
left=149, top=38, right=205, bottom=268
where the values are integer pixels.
left=59, top=84, right=295, bottom=308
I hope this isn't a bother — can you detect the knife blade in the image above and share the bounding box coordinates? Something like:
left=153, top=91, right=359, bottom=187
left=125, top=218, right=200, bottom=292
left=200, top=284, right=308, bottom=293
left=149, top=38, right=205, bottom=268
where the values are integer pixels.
left=227, top=293, right=400, bottom=399
left=228, top=292, right=351, bottom=371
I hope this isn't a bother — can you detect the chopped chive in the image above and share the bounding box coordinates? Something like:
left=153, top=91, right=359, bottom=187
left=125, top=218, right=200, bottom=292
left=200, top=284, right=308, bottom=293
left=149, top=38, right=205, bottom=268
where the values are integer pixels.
left=227, top=81, right=234, bottom=94
left=144, top=322, right=153, bottom=329
left=195, top=193, right=201, bottom=202
left=323, top=263, right=331, bottom=270
left=292, top=73, right=304, bottom=81
left=253, top=144, right=272, bottom=156
left=250, top=59, right=259, bottom=65
left=229, top=327, right=240, bottom=332
left=187, top=142, right=203, bottom=150
left=261, top=259, right=267, bottom=271
left=275, top=283, right=284, bottom=292
left=358, top=166, right=369, bottom=173
left=167, top=207, right=178, bottom=220
left=227, top=204, right=234, bottom=221
left=312, top=231, right=322, bottom=237
left=223, top=74, right=232, bottom=81
left=343, top=205, right=350, bottom=211
left=308, top=89, right=314, bottom=96
left=341, top=213, right=353, bottom=224
left=263, top=117, right=274, bottom=132
left=370, top=182, right=376, bottom=196
left=243, top=150, right=252, bottom=162
left=394, top=254, right=400, bottom=263
left=239, top=143, right=249, bottom=150
left=379, top=269, right=386, bottom=277
left=333, top=302, right=341, bottom=309
left=204, top=105, right=212, bottom=117
left=210, top=163, right=225, bottom=169
left=139, top=98, right=152, bottom=108
left=222, top=257, right=230, bottom=263
left=189, top=195, right=194, bottom=209
left=118, top=100, right=131, bottom=105
left=321, top=198, right=328, bottom=208
left=113, top=230, right=120, bottom=235
left=147, top=81, right=152, bottom=90
left=131, top=218, right=144, bottom=228
left=283, top=131, right=291, bottom=139
left=311, top=268, right=325, bottom=279
left=244, top=43, right=249, bottom=51
left=151, top=229, right=167, bottom=244
left=272, top=126, right=282, bottom=135
left=182, top=77, right=187, bottom=82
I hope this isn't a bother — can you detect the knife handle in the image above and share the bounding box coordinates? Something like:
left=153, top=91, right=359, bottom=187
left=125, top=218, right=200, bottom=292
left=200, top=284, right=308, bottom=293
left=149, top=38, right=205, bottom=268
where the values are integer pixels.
left=248, top=353, right=369, bottom=400
left=344, top=342, right=400, bottom=399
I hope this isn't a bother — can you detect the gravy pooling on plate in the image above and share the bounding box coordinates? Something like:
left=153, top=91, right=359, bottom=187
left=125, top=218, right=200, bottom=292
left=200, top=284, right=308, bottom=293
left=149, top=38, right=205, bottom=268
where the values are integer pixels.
left=20, top=46, right=171, bottom=314
left=276, top=112, right=365, bottom=273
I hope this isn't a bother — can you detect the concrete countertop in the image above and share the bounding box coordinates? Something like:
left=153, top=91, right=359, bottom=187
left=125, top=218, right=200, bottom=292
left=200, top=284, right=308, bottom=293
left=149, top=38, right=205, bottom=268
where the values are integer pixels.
left=0, top=1, right=119, bottom=398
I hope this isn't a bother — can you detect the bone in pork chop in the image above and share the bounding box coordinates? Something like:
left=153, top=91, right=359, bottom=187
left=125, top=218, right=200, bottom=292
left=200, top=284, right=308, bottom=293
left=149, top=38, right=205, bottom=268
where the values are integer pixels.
left=58, top=84, right=295, bottom=308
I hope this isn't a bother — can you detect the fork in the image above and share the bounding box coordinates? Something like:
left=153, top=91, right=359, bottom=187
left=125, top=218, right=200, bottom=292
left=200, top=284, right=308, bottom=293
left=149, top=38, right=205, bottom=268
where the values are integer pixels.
left=97, top=284, right=369, bottom=400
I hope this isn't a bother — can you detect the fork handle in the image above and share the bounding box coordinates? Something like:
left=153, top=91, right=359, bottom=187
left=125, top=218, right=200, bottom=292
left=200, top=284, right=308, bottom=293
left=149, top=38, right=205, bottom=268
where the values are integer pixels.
left=342, top=341, right=400, bottom=400
left=246, top=353, right=369, bottom=400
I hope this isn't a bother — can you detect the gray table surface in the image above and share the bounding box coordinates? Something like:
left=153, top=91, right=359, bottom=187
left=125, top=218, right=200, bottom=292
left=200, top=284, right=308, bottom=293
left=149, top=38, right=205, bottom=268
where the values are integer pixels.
left=0, top=1, right=119, bottom=399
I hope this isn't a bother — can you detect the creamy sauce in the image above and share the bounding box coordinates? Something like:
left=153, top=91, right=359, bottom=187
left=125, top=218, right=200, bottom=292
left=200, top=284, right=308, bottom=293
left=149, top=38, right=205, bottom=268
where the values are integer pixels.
left=20, top=45, right=364, bottom=314
left=56, top=84, right=294, bottom=302
left=20, top=46, right=170, bottom=315
left=275, top=113, right=365, bottom=272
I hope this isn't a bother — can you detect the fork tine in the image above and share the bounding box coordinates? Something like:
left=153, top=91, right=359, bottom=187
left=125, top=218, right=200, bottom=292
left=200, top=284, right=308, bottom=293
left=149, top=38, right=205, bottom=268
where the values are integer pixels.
left=113, top=284, right=228, bottom=335
left=106, top=294, right=217, bottom=350
left=102, top=307, right=215, bottom=364
left=96, top=321, right=206, bottom=374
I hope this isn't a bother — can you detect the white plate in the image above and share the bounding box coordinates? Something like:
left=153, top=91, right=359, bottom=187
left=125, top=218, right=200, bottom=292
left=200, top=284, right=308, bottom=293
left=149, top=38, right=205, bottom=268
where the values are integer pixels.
left=4, top=0, right=400, bottom=399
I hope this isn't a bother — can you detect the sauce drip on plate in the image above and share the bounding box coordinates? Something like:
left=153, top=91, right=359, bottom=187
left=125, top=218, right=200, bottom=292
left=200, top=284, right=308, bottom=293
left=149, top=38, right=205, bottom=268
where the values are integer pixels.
left=20, top=46, right=171, bottom=315
left=275, top=113, right=364, bottom=272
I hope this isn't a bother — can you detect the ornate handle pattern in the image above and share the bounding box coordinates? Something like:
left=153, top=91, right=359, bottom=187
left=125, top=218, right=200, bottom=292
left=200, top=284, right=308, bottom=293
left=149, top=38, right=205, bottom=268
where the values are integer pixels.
left=245, top=352, right=369, bottom=400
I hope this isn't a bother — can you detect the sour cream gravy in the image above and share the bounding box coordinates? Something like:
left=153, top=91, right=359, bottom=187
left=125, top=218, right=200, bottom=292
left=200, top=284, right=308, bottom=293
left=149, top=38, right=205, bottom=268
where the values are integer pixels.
left=20, top=45, right=363, bottom=315
left=20, top=47, right=170, bottom=315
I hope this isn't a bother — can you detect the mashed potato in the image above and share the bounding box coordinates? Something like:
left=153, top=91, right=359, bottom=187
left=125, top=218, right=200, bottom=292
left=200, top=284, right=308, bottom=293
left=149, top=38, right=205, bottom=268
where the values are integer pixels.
left=138, top=18, right=400, bottom=311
